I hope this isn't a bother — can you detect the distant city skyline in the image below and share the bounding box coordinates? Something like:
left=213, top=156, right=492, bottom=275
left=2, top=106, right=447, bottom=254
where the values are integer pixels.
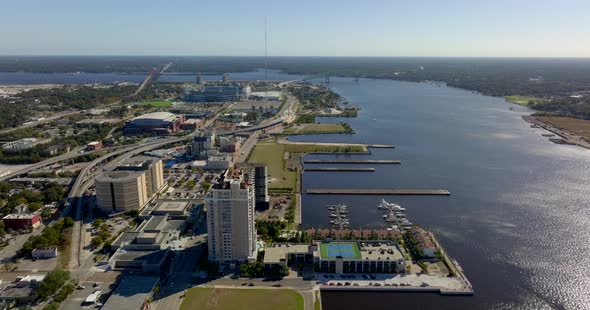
left=1, top=0, right=589, bottom=57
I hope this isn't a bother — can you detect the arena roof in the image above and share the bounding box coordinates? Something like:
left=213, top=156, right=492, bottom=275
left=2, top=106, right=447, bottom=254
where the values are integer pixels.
left=132, top=112, right=177, bottom=122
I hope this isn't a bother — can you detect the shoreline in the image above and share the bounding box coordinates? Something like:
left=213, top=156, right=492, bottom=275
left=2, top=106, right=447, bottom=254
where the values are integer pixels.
left=522, top=115, right=590, bottom=150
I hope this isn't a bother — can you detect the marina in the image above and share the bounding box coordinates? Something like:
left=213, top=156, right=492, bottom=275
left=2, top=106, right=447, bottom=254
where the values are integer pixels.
left=378, top=199, right=413, bottom=231
left=326, top=204, right=351, bottom=229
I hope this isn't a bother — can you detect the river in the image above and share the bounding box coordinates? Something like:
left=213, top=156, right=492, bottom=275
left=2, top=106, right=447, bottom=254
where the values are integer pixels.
left=291, top=77, right=590, bottom=309
left=1, top=71, right=589, bottom=309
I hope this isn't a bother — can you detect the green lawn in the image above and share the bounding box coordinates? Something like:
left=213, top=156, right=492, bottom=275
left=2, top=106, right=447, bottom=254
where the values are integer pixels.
left=504, top=95, right=543, bottom=107
left=314, top=291, right=321, bottom=310
left=283, top=123, right=352, bottom=135
left=141, top=100, right=173, bottom=107
left=180, top=288, right=304, bottom=310
left=247, top=139, right=296, bottom=190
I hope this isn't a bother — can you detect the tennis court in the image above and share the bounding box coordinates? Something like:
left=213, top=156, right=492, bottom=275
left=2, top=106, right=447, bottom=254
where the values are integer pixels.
left=319, top=242, right=361, bottom=259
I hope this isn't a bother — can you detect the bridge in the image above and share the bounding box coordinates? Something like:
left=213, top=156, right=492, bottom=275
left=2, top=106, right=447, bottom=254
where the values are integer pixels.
left=133, top=62, right=173, bottom=96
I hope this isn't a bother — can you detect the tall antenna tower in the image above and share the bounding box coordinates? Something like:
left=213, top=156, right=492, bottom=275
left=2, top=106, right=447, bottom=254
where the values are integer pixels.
left=264, top=16, right=268, bottom=99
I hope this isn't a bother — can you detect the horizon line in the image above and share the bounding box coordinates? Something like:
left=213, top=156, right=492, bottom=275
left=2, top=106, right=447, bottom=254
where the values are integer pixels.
left=1, top=54, right=590, bottom=59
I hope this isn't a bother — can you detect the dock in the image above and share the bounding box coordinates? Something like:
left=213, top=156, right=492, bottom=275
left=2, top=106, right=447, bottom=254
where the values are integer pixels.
left=367, top=144, right=395, bottom=148
left=306, top=189, right=451, bottom=195
left=303, top=159, right=401, bottom=164
left=304, top=167, right=375, bottom=172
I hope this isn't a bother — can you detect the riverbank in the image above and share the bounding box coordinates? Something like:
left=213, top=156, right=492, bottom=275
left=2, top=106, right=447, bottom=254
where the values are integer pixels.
left=522, top=115, right=590, bottom=149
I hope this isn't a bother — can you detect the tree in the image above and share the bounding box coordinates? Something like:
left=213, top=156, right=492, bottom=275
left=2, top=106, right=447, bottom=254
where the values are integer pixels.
left=91, top=236, right=103, bottom=247
left=62, top=217, right=74, bottom=228
left=92, top=219, right=104, bottom=229
left=36, top=269, right=70, bottom=300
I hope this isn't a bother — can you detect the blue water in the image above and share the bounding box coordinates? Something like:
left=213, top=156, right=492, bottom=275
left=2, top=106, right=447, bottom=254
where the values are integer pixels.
left=0, top=69, right=300, bottom=85
left=290, top=77, right=590, bottom=309
left=2, top=70, right=589, bottom=309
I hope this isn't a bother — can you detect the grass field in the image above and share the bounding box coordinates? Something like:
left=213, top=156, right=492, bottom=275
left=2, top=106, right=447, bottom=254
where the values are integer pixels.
left=248, top=139, right=296, bottom=190
left=535, top=116, right=590, bottom=140
left=314, top=291, right=321, bottom=310
left=283, top=123, right=352, bottom=135
left=180, top=288, right=304, bottom=310
left=504, top=96, right=543, bottom=107
left=141, top=100, right=173, bottom=107
left=284, top=143, right=366, bottom=153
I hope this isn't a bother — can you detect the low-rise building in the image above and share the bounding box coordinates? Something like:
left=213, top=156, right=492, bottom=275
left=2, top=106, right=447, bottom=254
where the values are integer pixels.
left=2, top=213, right=41, bottom=230
left=44, top=144, right=71, bottom=156
left=219, top=136, right=242, bottom=153
left=32, top=247, right=58, bottom=259
left=408, top=226, right=437, bottom=258
left=263, top=244, right=312, bottom=271
left=205, top=156, right=233, bottom=170
left=313, top=241, right=405, bottom=274
left=102, top=276, right=159, bottom=310
left=2, top=138, right=48, bottom=152
left=109, top=215, right=184, bottom=271
left=87, top=141, right=103, bottom=151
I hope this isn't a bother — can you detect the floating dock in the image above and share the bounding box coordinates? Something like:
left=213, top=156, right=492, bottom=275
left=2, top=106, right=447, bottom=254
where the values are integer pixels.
left=303, top=159, right=401, bottom=164
left=306, top=189, right=451, bottom=195
left=304, top=167, right=375, bottom=172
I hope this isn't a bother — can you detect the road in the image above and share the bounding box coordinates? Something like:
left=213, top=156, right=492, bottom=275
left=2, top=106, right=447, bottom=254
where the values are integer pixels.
left=133, top=62, right=173, bottom=96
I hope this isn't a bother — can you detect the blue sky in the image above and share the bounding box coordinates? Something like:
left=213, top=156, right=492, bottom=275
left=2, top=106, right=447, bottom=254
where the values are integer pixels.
left=1, top=0, right=589, bottom=57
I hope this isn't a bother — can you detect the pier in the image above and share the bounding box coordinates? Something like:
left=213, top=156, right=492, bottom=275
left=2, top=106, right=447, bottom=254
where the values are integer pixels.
left=304, top=167, right=375, bottom=172
left=367, top=144, right=395, bottom=148
left=303, top=159, right=401, bottom=164
left=306, top=189, right=451, bottom=195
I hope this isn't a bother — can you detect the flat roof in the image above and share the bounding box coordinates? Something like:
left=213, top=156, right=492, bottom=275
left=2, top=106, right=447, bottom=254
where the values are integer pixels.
left=320, top=242, right=362, bottom=259
left=102, top=276, right=159, bottom=310
left=111, top=249, right=166, bottom=263
left=132, top=112, right=177, bottom=121
left=359, top=241, right=404, bottom=261
left=155, top=200, right=189, bottom=213
left=263, top=244, right=310, bottom=264
left=96, top=170, right=143, bottom=182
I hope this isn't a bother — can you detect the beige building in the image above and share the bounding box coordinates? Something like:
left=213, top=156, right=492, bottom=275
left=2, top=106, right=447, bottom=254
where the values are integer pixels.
left=206, top=168, right=256, bottom=263
left=116, top=156, right=164, bottom=197
left=96, top=155, right=165, bottom=213
left=96, top=171, right=149, bottom=213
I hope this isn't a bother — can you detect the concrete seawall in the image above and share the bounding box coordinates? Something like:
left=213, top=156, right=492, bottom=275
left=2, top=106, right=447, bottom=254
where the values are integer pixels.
left=304, top=159, right=401, bottom=164
left=304, top=167, right=375, bottom=172
left=320, top=286, right=473, bottom=296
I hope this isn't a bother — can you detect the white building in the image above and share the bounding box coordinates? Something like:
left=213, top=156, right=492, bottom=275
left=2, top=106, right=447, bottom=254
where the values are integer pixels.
left=206, top=168, right=257, bottom=263
left=2, top=138, right=47, bottom=152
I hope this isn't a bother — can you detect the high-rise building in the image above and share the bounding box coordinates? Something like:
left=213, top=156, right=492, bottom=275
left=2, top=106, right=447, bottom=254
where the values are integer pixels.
left=206, top=168, right=256, bottom=263
left=96, top=156, right=164, bottom=213
left=253, top=164, right=269, bottom=210
left=116, top=156, right=164, bottom=197
left=96, top=171, right=149, bottom=213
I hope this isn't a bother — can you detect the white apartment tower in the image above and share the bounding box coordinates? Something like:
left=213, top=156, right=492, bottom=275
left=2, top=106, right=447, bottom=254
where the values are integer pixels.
left=206, top=168, right=257, bottom=263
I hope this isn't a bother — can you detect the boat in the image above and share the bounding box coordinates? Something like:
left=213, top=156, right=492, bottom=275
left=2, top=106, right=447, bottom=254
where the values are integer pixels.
left=329, top=213, right=339, bottom=218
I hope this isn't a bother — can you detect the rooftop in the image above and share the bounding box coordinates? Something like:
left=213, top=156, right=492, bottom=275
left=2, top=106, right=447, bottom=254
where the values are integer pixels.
left=96, top=170, right=144, bottom=183
left=264, top=244, right=310, bottom=264
left=132, top=112, right=177, bottom=122
left=359, top=241, right=404, bottom=261
left=319, top=242, right=362, bottom=259
left=102, top=276, right=159, bottom=310
left=3, top=213, right=38, bottom=220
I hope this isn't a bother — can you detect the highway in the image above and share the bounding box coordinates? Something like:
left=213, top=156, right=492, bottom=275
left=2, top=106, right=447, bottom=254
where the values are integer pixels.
left=66, top=136, right=189, bottom=269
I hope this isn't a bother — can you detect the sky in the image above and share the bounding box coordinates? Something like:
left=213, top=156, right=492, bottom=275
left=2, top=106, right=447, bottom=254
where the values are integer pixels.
left=1, top=0, right=589, bottom=57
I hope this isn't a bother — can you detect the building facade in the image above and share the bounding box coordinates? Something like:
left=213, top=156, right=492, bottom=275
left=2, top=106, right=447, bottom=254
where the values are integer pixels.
left=206, top=168, right=257, bottom=263
left=95, top=171, right=149, bottom=213
left=2, top=214, right=41, bottom=230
